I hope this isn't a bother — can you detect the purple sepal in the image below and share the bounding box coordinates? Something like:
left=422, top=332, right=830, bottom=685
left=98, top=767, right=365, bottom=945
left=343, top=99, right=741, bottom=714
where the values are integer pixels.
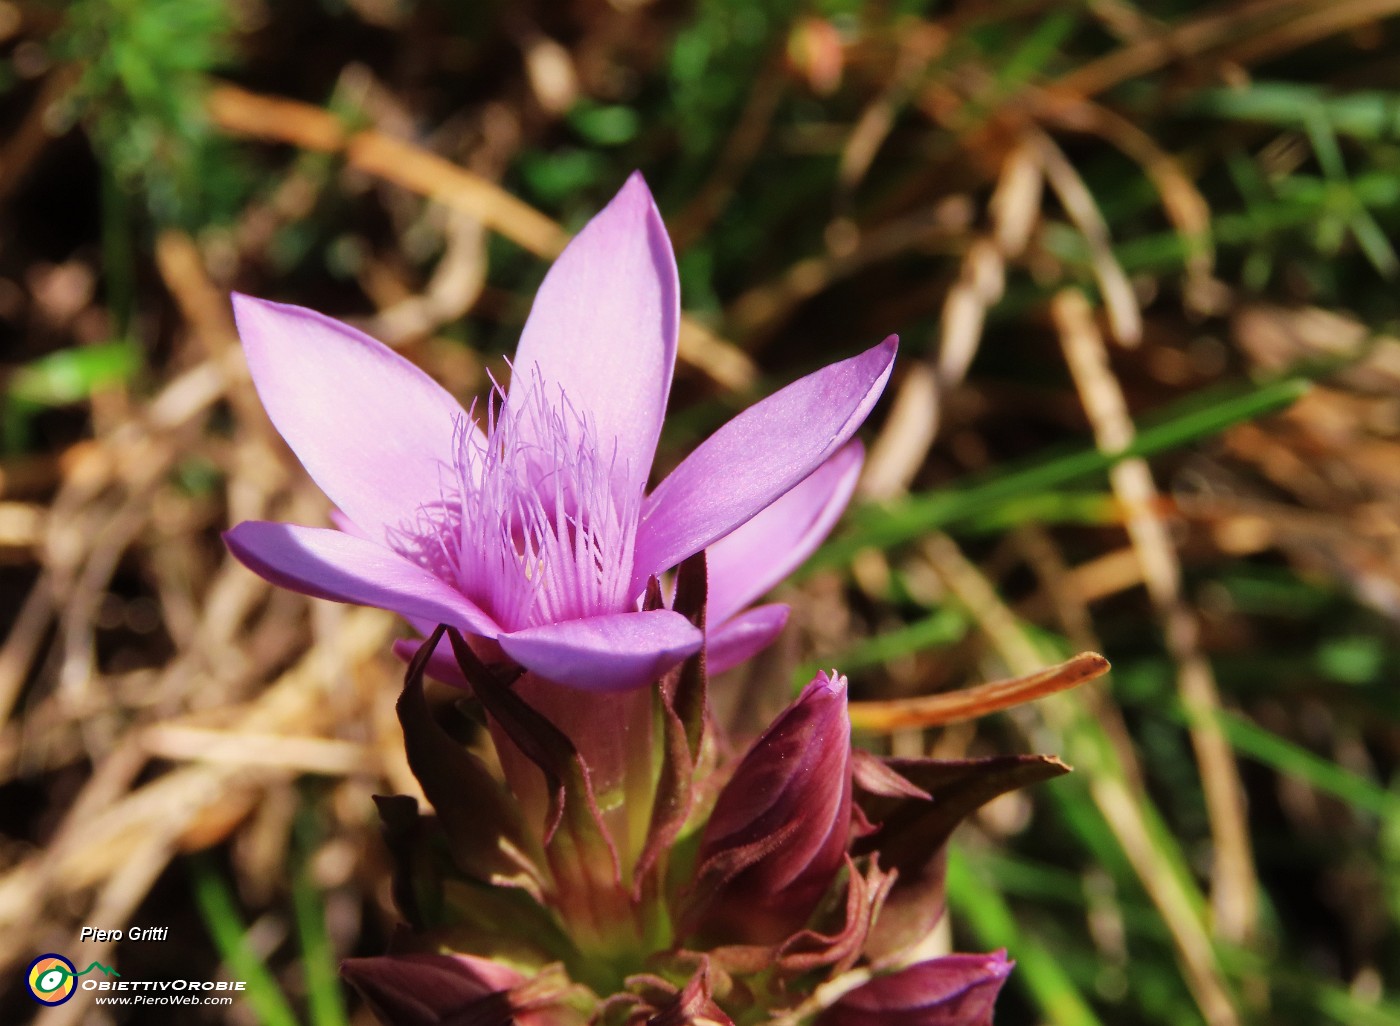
left=853, top=754, right=1068, bottom=959
left=341, top=952, right=523, bottom=1026
left=396, top=627, right=547, bottom=897
left=816, top=952, right=1014, bottom=1026
left=646, top=960, right=736, bottom=1026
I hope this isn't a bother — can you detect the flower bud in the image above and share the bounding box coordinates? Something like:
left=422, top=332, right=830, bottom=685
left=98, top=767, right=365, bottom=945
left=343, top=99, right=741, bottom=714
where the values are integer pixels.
left=342, top=953, right=521, bottom=1026
left=342, top=953, right=582, bottom=1026
left=816, top=952, right=1013, bottom=1026
left=690, top=671, right=852, bottom=945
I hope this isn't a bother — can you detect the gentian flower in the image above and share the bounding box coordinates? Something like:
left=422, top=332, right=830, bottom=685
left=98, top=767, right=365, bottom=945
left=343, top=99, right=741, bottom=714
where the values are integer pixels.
left=360, top=628, right=1074, bottom=1024
left=224, top=173, right=894, bottom=692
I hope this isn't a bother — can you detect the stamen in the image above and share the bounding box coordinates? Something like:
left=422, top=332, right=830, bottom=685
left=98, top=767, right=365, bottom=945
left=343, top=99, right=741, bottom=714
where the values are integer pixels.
left=391, top=369, right=638, bottom=633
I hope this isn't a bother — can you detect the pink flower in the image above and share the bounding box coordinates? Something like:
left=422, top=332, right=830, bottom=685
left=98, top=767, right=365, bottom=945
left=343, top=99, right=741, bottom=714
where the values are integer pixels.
left=224, top=174, right=894, bottom=691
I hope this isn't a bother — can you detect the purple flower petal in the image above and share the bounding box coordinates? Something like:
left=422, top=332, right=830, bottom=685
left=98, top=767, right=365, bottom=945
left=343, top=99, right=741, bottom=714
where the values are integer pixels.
left=327, top=508, right=369, bottom=538
left=706, top=442, right=863, bottom=624
left=707, top=603, right=790, bottom=675
left=233, top=294, right=471, bottom=545
left=636, top=337, right=895, bottom=582
left=498, top=610, right=702, bottom=692
left=224, top=521, right=500, bottom=636
left=506, top=172, right=679, bottom=502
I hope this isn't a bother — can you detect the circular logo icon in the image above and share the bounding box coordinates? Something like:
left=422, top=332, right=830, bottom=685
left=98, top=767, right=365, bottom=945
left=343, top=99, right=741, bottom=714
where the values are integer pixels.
left=27, top=954, right=77, bottom=1005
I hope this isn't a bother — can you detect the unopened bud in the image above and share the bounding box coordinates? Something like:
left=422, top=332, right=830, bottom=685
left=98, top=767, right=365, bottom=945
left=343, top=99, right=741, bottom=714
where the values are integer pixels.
left=690, top=671, right=852, bottom=945
left=817, top=952, right=1013, bottom=1026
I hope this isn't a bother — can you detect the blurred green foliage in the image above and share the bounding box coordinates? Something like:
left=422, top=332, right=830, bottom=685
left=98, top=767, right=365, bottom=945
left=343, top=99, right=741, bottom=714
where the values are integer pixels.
left=53, top=0, right=247, bottom=227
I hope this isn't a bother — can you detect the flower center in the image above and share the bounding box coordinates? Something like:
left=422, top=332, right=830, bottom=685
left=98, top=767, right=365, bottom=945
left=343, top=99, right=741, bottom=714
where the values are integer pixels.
left=399, top=372, right=638, bottom=633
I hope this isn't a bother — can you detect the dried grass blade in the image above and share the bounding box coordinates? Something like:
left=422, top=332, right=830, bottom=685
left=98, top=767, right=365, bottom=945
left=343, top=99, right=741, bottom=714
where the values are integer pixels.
left=848, top=652, right=1109, bottom=732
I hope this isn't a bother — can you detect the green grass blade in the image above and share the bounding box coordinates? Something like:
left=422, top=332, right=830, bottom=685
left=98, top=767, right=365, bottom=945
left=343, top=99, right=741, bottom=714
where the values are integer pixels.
left=7, top=339, right=142, bottom=407
left=794, top=605, right=969, bottom=690
left=958, top=490, right=1119, bottom=533
left=1188, top=82, right=1400, bottom=141
left=1217, top=712, right=1400, bottom=820
left=948, top=846, right=1107, bottom=1026
left=190, top=856, right=301, bottom=1026
left=1307, top=982, right=1400, bottom=1026
left=810, top=377, right=1308, bottom=568
left=292, top=854, right=350, bottom=1026
left=996, top=11, right=1077, bottom=91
